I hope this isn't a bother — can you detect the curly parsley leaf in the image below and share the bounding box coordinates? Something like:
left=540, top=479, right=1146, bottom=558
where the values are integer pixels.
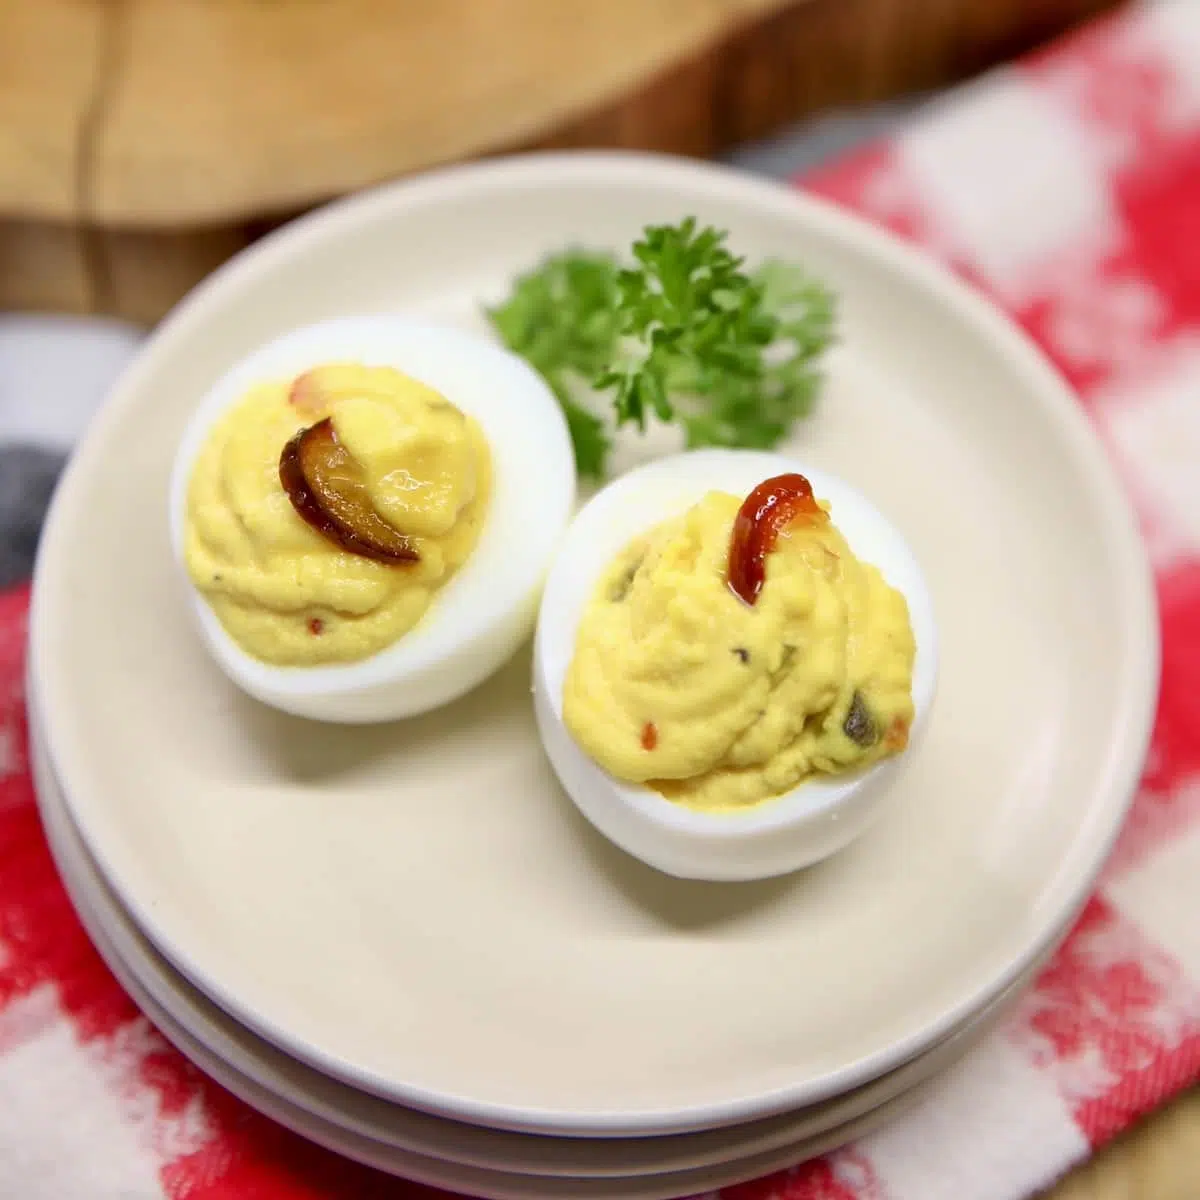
left=485, top=219, right=836, bottom=478
left=484, top=250, right=619, bottom=477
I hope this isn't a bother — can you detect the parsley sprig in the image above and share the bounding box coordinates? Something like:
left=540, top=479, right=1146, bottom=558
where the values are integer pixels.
left=485, top=218, right=836, bottom=478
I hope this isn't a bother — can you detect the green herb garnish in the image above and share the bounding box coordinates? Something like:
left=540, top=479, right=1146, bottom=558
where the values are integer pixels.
left=486, top=217, right=836, bottom=478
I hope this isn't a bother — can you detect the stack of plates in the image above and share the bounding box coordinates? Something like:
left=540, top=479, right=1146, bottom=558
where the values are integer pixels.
left=27, top=154, right=1158, bottom=1199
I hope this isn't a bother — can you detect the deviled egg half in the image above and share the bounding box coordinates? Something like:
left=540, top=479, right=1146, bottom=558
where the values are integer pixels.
left=170, top=315, right=576, bottom=723
left=533, top=449, right=937, bottom=881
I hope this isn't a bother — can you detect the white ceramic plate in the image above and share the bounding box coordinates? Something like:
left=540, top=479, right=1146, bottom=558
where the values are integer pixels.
left=33, top=717, right=987, bottom=1197
left=30, top=151, right=1158, bottom=1135
left=29, top=682, right=1044, bottom=1179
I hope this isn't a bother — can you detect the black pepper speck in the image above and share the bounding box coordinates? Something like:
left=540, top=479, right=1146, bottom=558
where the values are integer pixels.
left=843, top=691, right=878, bottom=748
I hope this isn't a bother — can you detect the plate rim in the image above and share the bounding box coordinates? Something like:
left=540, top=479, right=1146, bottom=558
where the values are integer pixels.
left=29, top=688, right=1044, bottom=1178
left=29, top=148, right=1161, bottom=1134
left=30, top=735, right=956, bottom=1200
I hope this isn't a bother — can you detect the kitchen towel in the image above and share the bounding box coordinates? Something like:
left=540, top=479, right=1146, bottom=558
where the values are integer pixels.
left=3, top=1, right=1200, bottom=1196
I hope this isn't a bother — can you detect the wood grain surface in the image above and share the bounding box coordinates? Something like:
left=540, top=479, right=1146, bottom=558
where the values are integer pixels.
left=0, top=0, right=1122, bottom=321
left=0, top=2, right=101, bottom=219
left=1, top=0, right=1124, bottom=227
left=1041, top=1087, right=1200, bottom=1199
left=3, top=0, right=796, bottom=226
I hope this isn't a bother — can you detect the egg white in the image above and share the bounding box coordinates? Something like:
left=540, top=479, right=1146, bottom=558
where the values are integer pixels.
left=169, top=315, right=577, bottom=723
left=533, top=448, right=938, bottom=881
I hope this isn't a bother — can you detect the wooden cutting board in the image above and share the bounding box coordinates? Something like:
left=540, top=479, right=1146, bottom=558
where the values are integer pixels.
left=0, top=0, right=1119, bottom=226
left=0, top=0, right=1120, bottom=320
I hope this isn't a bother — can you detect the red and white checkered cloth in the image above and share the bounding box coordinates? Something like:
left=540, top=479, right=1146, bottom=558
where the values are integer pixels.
left=3, top=2, right=1200, bottom=1196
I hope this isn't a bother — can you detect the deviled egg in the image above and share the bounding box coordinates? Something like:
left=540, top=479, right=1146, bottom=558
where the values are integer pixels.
left=170, top=315, right=576, bottom=723
left=533, top=449, right=937, bottom=881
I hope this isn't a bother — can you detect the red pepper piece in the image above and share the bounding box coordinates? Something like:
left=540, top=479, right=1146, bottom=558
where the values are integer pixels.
left=727, top=473, right=824, bottom=605
left=279, top=418, right=420, bottom=565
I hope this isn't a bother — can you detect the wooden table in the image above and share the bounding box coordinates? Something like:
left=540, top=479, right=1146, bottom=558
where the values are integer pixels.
left=1, top=0, right=1122, bottom=322
left=1043, top=1087, right=1200, bottom=1198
